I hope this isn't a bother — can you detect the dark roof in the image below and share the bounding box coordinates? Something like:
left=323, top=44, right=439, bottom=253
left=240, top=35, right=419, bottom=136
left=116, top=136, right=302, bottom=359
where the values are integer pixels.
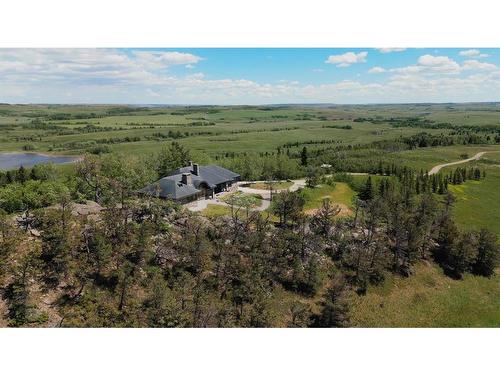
left=139, top=165, right=240, bottom=200
left=169, top=165, right=240, bottom=188
left=139, top=177, right=200, bottom=200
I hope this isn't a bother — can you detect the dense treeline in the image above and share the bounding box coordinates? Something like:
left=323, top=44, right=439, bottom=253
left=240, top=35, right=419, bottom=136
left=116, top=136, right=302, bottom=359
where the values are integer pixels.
left=354, top=116, right=500, bottom=133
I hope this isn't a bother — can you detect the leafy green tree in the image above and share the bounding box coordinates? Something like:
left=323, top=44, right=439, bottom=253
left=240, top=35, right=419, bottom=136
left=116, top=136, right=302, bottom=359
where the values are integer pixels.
left=305, top=166, right=320, bottom=188
left=76, top=154, right=104, bottom=202
left=157, top=141, right=191, bottom=177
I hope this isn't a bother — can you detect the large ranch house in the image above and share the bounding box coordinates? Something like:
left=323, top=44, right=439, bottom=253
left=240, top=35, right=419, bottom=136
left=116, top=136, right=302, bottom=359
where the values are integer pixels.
left=139, top=162, right=241, bottom=203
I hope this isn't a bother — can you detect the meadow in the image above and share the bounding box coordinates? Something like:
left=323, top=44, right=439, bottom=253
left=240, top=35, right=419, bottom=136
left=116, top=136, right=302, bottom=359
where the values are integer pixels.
left=3, top=103, right=494, bottom=157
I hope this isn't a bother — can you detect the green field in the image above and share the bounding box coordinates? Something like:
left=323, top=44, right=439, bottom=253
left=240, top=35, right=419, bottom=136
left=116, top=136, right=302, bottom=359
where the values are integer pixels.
left=350, top=263, right=500, bottom=327
left=4, top=103, right=498, bottom=157
left=446, top=154, right=500, bottom=235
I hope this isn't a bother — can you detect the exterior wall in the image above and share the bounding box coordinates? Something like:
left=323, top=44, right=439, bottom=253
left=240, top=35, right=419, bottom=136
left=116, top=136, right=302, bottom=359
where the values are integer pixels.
left=214, top=178, right=239, bottom=194
left=176, top=194, right=199, bottom=204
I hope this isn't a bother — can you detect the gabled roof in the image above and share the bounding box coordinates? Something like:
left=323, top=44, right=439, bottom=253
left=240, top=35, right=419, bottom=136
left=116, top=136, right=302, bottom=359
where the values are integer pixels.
left=139, top=176, right=200, bottom=200
left=168, top=165, right=240, bottom=188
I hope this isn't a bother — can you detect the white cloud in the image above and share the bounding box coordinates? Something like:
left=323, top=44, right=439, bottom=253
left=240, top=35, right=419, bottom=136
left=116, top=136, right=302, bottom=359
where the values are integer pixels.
left=378, top=48, right=406, bottom=53
left=417, top=55, right=461, bottom=73
left=312, top=68, right=324, bottom=73
left=459, top=49, right=480, bottom=57
left=368, top=66, right=386, bottom=74
left=390, top=54, right=499, bottom=77
left=459, top=49, right=490, bottom=59
left=132, top=51, right=202, bottom=68
left=325, top=51, right=367, bottom=67
left=462, top=59, right=497, bottom=71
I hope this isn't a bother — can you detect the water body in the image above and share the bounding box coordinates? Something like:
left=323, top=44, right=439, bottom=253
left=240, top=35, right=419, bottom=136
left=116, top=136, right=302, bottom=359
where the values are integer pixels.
left=0, top=153, right=79, bottom=170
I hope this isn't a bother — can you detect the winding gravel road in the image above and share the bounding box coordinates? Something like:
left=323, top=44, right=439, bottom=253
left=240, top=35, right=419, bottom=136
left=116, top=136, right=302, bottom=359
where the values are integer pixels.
left=428, top=151, right=489, bottom=175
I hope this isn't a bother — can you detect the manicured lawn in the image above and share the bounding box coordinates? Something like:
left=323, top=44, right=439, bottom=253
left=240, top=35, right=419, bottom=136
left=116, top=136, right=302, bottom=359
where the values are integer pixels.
left=350, top=263, right=500, bottom=327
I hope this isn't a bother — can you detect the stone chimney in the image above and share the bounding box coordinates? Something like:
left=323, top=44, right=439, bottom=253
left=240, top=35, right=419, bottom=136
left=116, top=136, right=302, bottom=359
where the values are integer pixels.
left=181, top=173, right=192, bottom=185
left=192, top=163, right=199, bottom=176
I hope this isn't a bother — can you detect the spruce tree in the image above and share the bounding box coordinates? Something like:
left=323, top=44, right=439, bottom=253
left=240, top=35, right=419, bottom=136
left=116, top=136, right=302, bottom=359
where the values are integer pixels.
left=359, top=176, right=374, bottom=201
left=472, top=229, right=499, bottom=277
left=300, top=146, right=308, bottom=166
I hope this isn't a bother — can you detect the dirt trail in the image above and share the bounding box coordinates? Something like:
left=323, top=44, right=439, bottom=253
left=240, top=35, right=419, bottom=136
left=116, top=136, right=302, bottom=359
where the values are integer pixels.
left=428, top=151, right=489, bottom=175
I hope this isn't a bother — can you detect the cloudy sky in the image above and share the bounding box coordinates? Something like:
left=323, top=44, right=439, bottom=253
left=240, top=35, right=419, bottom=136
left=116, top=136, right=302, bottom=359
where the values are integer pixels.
left=0, top=48, right=499, bottom=104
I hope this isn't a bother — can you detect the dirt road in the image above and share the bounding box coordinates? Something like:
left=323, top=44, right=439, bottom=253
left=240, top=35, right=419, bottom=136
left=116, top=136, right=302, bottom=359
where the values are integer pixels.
left=428, top=151, right=489, bottom=175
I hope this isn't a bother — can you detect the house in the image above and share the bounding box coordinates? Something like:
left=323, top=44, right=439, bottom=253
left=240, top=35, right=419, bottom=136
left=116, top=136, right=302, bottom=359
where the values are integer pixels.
left=139, top=162, right=241, bottom=203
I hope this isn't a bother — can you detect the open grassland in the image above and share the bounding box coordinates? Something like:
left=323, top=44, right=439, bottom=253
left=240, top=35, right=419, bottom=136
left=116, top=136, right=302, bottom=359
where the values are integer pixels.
left=5, top=103, right=500, bottom=156
left=386, top=144, right=500, bottom=170
left=446, top=155, right=500, bottom=235
left=350, top=263, right=500, bottom=327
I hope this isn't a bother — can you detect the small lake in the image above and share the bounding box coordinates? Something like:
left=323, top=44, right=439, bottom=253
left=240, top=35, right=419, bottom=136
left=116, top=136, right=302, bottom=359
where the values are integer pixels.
left=0, top=153, right=79, bottom=170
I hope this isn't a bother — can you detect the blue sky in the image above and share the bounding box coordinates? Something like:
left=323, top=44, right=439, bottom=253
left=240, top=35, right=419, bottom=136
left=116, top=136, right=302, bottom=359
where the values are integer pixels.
left=1, top=48, right=499, bottom=104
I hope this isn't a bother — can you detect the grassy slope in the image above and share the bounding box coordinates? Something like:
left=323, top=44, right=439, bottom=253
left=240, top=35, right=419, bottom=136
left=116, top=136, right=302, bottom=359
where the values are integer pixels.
left=350, top=263, right=500, bottom=327
left=440, top=152, right=500, bottom=235
left=448, top=168, right=500, bottom=235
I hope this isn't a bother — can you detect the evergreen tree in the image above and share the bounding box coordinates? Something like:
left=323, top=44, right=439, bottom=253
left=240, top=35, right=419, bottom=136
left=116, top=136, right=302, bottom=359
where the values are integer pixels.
left=359, top=176, right=374, bottom=201
left=300, top=146, right=308, bottom=166
left=313, top=275, right=349, bottom=327
left=472, top=229, right=499, bottom=277
left=17, top=166, right=28, bottom=183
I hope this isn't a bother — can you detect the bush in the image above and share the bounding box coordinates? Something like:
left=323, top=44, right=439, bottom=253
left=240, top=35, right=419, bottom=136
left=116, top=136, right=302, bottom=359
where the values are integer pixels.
left=88, top=145, right=112, bottom=155
left=22, top=144, right=36, bottom=151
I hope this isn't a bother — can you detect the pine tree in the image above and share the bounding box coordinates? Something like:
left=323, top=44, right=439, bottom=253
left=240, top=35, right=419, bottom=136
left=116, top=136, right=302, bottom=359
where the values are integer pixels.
left=17, top=166, right=27, bottom=183
left=472, top=229, right=499, bottom=277
left=359, top=176, right=374, bottom=201
left=300, top=146, right=308, bottom=166
left=313, top=275, right=349, bottom=327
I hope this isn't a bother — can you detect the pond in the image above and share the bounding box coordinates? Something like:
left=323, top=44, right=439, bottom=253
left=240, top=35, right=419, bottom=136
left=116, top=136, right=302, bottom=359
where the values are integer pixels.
left=0, top=153, right=79, bottom=170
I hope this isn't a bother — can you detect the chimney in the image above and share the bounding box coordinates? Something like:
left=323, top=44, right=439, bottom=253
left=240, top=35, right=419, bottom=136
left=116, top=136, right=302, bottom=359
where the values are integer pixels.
left=192, top=163, right=199, bottom=176
left=189, top=160, right=193, bottom=167
left=181, top=173, right=192, bottom=185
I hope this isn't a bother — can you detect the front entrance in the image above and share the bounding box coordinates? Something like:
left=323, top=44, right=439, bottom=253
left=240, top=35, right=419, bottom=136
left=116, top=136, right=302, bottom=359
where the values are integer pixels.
left=198, top=182, right=213, bottom=199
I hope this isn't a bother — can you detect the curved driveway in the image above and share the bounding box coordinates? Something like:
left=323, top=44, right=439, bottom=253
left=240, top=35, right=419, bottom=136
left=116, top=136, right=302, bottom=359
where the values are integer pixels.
left=428, top=151, right=489, bottom=175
